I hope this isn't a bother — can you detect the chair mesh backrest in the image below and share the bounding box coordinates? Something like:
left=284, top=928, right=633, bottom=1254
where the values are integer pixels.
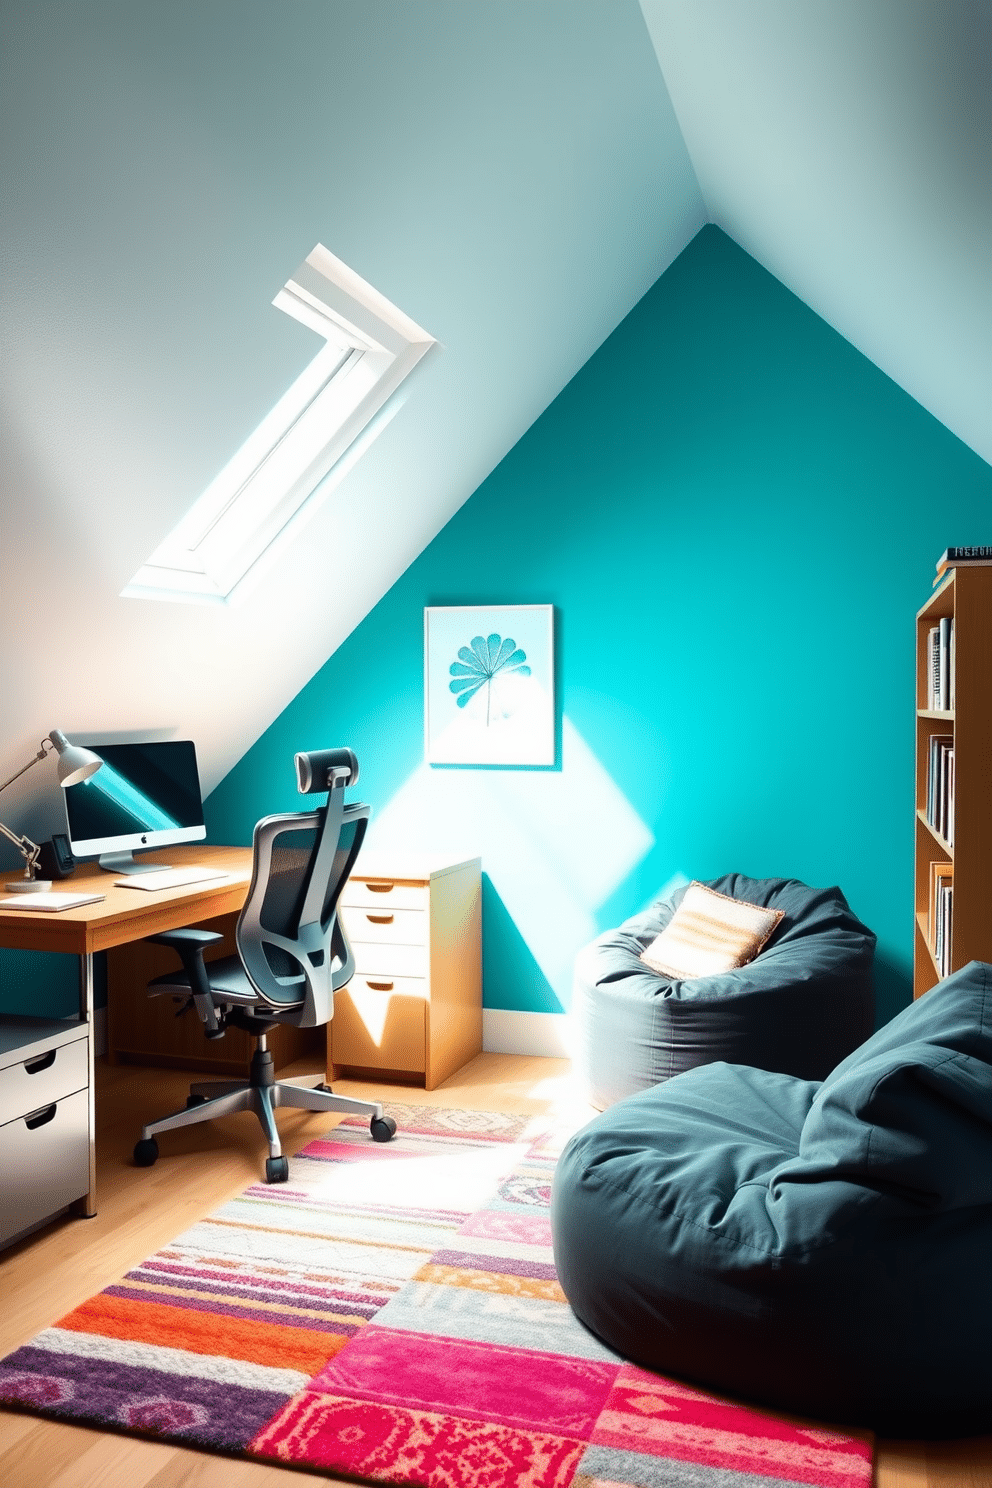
left=257, top=825, right=319, bottom=981
left=236, top=796, right=369, bottom=1025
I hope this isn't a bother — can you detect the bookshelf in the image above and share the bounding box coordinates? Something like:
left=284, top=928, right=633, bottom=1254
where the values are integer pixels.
left=914, top=566, right=992, bottom=997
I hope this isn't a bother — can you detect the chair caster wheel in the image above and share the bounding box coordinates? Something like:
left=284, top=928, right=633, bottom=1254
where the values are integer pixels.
left=186, top=1093, right=207, bottom=1108
left=265, top=1156, right=289, bottom=1183
left=134, top=1138, right=159, bottom=1167
left=371, top=1116, right=397, bottom=1142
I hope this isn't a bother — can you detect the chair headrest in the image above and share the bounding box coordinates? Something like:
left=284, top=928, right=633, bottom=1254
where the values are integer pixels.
left=295, top=747, right=359, bottom=794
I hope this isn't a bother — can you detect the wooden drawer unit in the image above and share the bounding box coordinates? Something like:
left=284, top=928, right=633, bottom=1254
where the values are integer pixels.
left=330, top=975, right=428, bottom=1076
left=0, top=1018, right=91, bottom=1248
left=329, top=855, right=481, bottom=1090
left=343, top=904, right=429, bottom=946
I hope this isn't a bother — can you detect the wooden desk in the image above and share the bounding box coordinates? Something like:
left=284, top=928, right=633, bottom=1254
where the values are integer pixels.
left=0, top=846, right=252, bottom=958
left=0, top=845, right=253, bottom=1218
left=0, top=845, right=483, bottom=1229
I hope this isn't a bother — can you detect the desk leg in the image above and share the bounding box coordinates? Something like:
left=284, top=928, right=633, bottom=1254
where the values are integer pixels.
left=80, top=951, right=97, bottom=1218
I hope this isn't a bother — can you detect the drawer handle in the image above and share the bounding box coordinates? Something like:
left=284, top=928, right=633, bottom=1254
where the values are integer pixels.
left=24, top=1049, right=57, bottom=1076
left=366, top=913, right=394, bottom=925
left=25, top=1103, right=57, bottom=1130
left=366, top=980, right=394, bottom=992
left=365, top=882, right=394, bottom=894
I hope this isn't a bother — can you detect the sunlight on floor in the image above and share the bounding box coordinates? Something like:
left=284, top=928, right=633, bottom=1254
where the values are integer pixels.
left=285, top=1142, right=530, bottom=1211
left=523, top=1064, right=597, bottom=1136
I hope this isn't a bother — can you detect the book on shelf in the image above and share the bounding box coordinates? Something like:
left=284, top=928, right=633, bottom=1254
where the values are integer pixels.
left=939, top=615, right=951, bottom=710
left=928, top=860, right=953, bottom=980
left=926, top=734, right=954, bottom=844
left=928, top=859, right=944, bottom=932
left=937, top=881, right=953, bottom=978
left=925, top=619, right=954, bottom=709
left=934, top=546, right=992, bottom=583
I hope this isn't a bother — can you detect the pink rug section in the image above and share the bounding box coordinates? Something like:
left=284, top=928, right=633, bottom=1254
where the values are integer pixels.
left=252, top=1394, right=588, bottom=1488
left=314, top=1328, right=619, bottom=1437
left=594, top=1370, right=871, bottom=1488
left=458, top=1209, right=553, bottom=1246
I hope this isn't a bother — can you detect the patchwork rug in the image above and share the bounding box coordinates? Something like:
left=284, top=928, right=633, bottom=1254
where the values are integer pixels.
left=0, top=1104, right=873, bottom=1488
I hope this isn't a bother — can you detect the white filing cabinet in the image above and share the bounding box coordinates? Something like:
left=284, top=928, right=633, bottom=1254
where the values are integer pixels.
left=0, top=1017, right=90, bottom=1249
left=329, top=855, right=481, bottom=1090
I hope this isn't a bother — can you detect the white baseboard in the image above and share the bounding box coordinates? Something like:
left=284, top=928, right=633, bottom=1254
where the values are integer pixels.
left=482, top=1008, right=572, bottom=1059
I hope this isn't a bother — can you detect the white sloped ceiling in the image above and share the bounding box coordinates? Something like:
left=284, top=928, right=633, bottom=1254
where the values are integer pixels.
left=5, top=0, right=991, bottom=846
left=640, top=0, right=992, bottom=470
left=0, top=0, right=703, bottom=826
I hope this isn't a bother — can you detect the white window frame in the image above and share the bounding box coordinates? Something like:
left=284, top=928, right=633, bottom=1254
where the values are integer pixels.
left=122, top=245, right=436, bottom=605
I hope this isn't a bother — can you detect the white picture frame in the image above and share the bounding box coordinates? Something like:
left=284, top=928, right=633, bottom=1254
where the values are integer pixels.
left=424, top=604, right=555, bottom=766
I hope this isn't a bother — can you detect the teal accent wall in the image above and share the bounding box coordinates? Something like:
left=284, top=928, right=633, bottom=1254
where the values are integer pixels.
left=0, top=951, right=78, bottom=1018
left=0, top=950, right=106, bottom=1019
left=206, top=226, right=992, bottom=1028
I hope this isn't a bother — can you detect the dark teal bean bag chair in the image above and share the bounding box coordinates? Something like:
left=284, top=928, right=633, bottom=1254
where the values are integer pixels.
left=571, top=874, right=875, bottom=1109
left=551, top=960, right=992, bottom=1436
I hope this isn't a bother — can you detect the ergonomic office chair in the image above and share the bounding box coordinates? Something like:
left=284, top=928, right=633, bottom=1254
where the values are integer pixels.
left=132, top=747, right=396, bottom=1183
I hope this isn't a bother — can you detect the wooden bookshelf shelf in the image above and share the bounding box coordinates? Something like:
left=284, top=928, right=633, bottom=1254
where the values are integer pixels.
left=914, top=912, right=941, bottom=978
left=913, top=567, right=992, bottom=998
left=916, top=808, right=952, bottom=856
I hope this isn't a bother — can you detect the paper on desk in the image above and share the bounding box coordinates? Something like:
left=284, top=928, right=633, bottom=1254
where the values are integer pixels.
left=0, top=892, right=106, bottom=911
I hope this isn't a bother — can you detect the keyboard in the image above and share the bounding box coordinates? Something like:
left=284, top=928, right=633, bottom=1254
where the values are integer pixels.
left=113, top=867, right=232, bottom=892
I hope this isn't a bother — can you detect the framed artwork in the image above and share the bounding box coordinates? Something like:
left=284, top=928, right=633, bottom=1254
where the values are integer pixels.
left=424, top=604, right=555, bottom=766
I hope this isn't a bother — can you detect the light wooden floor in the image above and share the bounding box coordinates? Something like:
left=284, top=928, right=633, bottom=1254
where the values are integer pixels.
left=0, top=1053, right=989, bottom=1487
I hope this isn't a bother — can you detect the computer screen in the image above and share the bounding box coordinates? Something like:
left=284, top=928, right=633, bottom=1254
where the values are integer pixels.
left=64, top=739, right=206, bottom=872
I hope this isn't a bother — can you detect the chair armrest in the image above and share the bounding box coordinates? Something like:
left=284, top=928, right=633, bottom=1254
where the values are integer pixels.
left=147, top=927, right=225, bottom=1034
left=148, top=927, right=224, bottom=951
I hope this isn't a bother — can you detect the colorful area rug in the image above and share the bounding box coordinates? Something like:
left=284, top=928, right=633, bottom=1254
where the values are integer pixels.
left=0, top=1104, right=872, bottom=1488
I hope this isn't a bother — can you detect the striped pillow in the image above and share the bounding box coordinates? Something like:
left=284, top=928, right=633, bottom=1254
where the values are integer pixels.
left=639, top=881, right=784, bottom=980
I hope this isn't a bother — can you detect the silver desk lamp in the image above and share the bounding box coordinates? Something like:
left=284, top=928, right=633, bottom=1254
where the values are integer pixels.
left=0, top=730, right=103, bottom=891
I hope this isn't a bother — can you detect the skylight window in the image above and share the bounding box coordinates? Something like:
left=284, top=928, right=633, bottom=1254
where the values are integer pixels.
left=122, top=245, right=436, bottom=604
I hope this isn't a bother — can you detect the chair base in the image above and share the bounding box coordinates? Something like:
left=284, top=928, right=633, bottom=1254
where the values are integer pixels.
left=136, top=1040, right=391, bottom=1179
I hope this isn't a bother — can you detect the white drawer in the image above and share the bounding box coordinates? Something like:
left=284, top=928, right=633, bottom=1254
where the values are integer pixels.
left=342, top=880, right=428, bottom=912
left=340, top=904, right=427, bottom=946
left=0, top=1087, right=90, bottom=1246
left=353, top=942, right=428, bottom=979
left=0, top=1035, right=88, bottom=1127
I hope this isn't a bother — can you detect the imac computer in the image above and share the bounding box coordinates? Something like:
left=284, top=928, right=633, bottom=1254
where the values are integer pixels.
left=63, top=739, right=207, bottom=874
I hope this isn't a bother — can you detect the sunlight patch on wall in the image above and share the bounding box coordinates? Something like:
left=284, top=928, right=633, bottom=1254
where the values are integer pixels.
left=366, top=716, right=654, bottom=1003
